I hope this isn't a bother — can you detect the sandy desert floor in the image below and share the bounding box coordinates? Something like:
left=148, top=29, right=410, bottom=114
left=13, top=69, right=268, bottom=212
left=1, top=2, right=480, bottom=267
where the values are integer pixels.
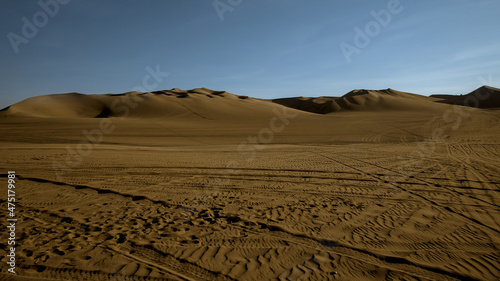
left=1, top=106, right=500, bottom=280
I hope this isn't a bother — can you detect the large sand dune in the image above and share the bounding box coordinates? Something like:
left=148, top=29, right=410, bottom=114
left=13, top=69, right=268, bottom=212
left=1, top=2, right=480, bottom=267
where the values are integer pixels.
left=1, top=87, right=499, bottom=280
left=0, top=88, right=307, bottom=120
left=273, top=88, right=498, bottom=114
left=431, top=86, right=500, bottom=109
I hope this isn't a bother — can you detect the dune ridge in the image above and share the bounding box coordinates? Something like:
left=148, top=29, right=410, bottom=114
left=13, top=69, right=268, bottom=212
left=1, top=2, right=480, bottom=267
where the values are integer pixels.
left=2, top=86, right=498, bottom=119
left=273, top=87, right=498, bottom=114
left=430, top=85, right=500, bottom=108
left=0, top=88, right=298, bottom=120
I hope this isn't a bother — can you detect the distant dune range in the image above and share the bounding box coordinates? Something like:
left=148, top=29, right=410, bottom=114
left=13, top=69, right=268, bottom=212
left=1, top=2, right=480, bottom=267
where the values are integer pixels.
left=275, top=86, right=500, bottom=114
left=1, top=86, right=499, bottom=119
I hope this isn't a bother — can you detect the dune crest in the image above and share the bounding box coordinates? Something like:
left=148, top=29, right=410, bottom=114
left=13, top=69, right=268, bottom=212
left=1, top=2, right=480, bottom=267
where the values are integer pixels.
left=273, top=88, right=456, bottom=114
left=431, top=85, right=500, bottom=108
left=0, top=88, right=300, bottom=119
left=2, top=86, right=498, bottom=119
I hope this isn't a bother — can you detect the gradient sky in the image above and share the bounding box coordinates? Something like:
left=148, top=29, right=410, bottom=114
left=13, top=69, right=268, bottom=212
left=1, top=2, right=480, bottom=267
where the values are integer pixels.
left=1, top=0, right=499, bottom=108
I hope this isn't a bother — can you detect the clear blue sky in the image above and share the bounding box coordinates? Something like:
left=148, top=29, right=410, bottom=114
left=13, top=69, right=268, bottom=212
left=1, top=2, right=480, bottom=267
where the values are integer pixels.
left=1, top=0, right=499, bottom=108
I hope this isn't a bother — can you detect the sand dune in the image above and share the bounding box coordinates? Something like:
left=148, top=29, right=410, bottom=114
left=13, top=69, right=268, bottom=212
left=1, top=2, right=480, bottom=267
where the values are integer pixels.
left=272, top=88, right=485, bottom=114
left=0, top=88, right=305, bottom=120
left=1, top=86, right=499, bottom=280
left=431, top=86, right=500, bottom=109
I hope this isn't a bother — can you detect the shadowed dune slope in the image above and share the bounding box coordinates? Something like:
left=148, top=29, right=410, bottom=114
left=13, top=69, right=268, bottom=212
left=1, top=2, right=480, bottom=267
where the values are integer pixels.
left=0, top=88, right=307, bottom=120
left=431, top=85, right=500, bottom=108
left=273, top=88, right=458, bottom=114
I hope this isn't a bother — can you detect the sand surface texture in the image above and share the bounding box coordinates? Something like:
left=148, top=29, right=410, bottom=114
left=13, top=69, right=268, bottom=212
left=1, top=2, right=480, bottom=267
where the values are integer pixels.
left=1, top=88, right=499, bottom=280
